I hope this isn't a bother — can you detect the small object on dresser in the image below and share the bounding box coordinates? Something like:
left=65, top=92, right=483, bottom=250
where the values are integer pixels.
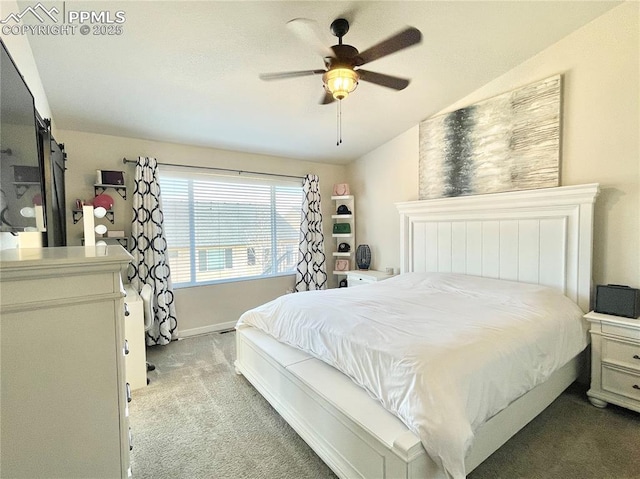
left=595, top=284, right=640, bottom=318
left=339, top=279, right=348, bottom=288
left=356, top=244, right=371, bottom=270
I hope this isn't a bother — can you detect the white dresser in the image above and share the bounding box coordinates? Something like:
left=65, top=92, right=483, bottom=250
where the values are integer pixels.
left=347, top=269, right=393, bottom=287
left=0, top=246, right=133, bottom=478
left=585, top=311, right=640, bottom=413
left=124, top=285, right=147, bottom=391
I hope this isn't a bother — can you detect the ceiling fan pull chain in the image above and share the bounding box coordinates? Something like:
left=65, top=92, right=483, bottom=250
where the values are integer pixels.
left=336, top=100, right=343, bottom=146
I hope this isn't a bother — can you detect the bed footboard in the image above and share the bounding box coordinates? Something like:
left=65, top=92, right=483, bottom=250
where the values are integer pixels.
left=235, top=326, right=583, bottom=479
left=235, top=327, right=443, bottom=479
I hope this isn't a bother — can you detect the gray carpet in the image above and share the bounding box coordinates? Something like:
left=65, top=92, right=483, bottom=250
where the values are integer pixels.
left=130, top=332, right=640, bottom=479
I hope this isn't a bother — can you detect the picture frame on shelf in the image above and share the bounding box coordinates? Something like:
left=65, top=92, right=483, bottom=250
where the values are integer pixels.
left=97, top=170, right=125, bottom=186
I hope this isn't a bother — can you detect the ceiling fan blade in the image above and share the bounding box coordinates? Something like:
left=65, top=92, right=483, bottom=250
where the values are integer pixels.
left=355, top=27, right=422, bottom=66
left=287, top=18, right=335, bottom=59
left=320, top=90, right=335, bottom=105
left=358, top=70, right=410, bottom=90
left=259, top=70, right=325, bottom=81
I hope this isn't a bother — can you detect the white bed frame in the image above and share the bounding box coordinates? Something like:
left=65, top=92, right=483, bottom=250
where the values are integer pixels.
left=235, top=184, right=599, bottom=479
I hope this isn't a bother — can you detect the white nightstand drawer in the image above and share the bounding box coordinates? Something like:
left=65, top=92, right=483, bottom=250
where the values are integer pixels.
left=602, top=338, right=640, bottom=372
left=601, top=323, right=640, bottom=340
left=348, top=275, right=374, bottom=287
left=602, top=366, right=640, bottom=401
left=346, top=270, right=393, bottom=288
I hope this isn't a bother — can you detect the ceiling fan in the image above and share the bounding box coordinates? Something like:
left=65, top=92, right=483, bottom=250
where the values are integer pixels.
left=260, top=18, right=422, bottom=104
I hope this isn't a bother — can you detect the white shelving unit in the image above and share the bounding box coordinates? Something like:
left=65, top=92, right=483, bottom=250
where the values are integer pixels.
left=331, top=195, right=355, bottom=281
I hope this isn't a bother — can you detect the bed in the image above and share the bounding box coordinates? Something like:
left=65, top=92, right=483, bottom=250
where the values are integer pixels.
left=235, top=183, right=599, bottom=479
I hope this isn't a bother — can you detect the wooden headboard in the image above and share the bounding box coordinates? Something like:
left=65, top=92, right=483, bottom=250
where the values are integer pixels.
left=396, top=184, right=599, bottom=312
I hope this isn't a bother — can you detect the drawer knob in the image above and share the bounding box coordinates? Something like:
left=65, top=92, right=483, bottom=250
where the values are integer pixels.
left=124, top=303, right=130, bottom=317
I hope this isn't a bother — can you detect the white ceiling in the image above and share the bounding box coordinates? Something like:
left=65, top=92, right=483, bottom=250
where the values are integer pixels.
left=22, top=1, right=619, bottom=164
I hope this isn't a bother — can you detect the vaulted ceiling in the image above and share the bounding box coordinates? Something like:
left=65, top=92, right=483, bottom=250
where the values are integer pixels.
left=20, top=1, right=619, bottom=164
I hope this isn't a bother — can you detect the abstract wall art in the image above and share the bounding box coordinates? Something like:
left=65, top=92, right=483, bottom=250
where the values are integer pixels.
left=419, top=75, right=561, bottom=199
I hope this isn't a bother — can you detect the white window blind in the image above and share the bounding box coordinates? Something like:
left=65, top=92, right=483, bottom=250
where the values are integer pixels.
left=159, top=166, right=303, bottom=287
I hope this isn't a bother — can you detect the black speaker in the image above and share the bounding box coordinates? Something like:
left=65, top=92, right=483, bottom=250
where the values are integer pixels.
left=595, top=284, right=640, bottom=319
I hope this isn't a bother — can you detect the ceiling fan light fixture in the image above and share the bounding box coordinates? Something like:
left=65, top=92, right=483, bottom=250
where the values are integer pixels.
left=323, top=68, right=359, bottom=100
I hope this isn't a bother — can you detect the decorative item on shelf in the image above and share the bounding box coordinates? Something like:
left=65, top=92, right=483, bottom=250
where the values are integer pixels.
left=336, top=204, right=352, bottom=215
left=72, top=203, right=114, bottom=224
left=335, top=259, right=350, bottom=272
left=356, top=244, right=371, bottom=270
left=339, top=278, right=348, bottom=288
left=332, top=183, right=350, bottom=196
left=83, top=205, right=110, bottom=247
left=97, top=170, right=125, bottom=186
left=92, top=193, right=114, bottom=210
left=333, top=223, right=351, bottom=234
left=93, top=206, right=107, bottom=219
left=338, top=242, right=351, bottom=252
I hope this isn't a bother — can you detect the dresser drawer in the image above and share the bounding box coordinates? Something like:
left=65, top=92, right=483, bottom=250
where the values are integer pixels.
left=602, top=338, right=640, bottom=372
left=602, top=366, right=640, bottom=402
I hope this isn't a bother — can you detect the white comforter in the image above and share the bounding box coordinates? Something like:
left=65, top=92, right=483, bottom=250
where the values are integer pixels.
left=236, top=273, right=588, bottom=478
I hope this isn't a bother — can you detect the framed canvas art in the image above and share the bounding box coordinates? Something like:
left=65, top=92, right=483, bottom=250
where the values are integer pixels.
left=419, top=75, right=561, bottom=199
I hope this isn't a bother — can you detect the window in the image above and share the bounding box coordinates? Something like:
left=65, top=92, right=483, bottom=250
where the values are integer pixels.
left=159, top=167, right=303, bottom=287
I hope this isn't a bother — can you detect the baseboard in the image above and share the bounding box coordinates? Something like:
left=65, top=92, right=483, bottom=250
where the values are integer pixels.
left=178, top=320, right=237, bottom=338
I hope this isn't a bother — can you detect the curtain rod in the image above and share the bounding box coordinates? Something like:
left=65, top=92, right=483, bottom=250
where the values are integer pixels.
left=121, top=157, right=305, bottom=181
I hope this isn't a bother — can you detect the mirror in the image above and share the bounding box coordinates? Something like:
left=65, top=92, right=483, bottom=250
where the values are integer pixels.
left=0, top=39, right=45, bottom=233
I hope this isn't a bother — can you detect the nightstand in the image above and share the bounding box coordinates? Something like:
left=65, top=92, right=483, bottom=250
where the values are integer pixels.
left=347, top=270, right=393, bottom=287
left=584, top=311, right=640, bottom=413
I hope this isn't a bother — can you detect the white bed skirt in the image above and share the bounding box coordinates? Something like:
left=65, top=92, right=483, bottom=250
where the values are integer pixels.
left=235, top=326, right=584, bottom=479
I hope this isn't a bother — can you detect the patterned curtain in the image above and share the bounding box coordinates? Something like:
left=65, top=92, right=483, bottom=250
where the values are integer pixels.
left=295, top=174, right=327, bottom=291
left=128, top=157, right=178, bottom=345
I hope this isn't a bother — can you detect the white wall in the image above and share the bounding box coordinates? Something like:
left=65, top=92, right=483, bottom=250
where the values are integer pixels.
left=347, top=126, right=419, bottom=273
left=58, top=129, right=347, bottom=335
left=348, top=3, right=639, bottom=289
